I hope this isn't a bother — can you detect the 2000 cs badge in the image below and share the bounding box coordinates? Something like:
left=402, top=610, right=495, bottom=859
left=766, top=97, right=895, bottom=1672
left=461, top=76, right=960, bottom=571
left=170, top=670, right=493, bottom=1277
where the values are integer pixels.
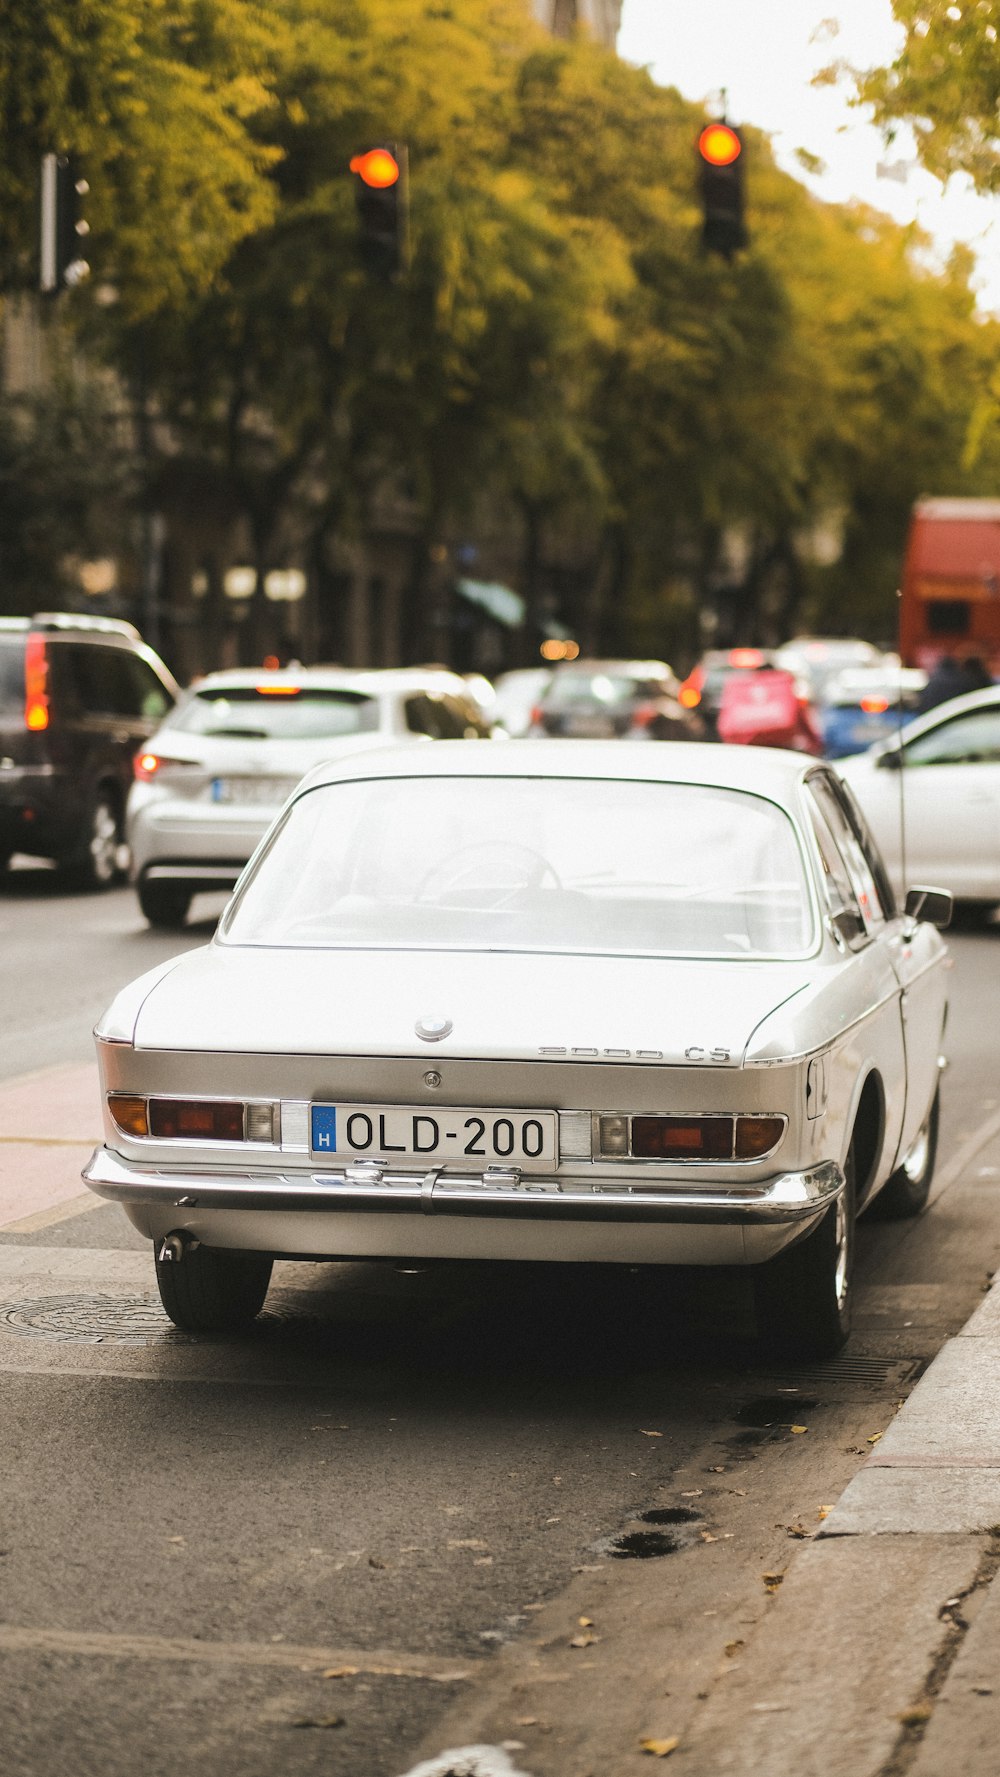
left=84, top=741, right=952, bottom=1358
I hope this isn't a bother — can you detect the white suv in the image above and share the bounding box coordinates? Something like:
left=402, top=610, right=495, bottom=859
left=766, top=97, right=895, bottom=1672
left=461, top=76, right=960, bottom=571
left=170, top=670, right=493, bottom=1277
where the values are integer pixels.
left=127, top=665, right=491, bottom=927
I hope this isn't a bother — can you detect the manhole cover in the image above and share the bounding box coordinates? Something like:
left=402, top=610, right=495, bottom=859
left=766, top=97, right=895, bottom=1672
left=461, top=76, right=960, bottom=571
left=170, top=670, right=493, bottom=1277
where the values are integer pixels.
left=0, top=1293, right=185, bottom=1345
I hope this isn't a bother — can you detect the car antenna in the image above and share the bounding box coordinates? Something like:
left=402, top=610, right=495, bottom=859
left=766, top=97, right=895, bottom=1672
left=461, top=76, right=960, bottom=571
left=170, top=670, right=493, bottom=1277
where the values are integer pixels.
left=894, top=589, right=908, bottom=898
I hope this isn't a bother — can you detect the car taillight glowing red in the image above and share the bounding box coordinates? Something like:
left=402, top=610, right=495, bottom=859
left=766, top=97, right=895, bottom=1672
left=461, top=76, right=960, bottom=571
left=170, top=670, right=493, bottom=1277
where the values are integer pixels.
left=679, top=685, right=701, bottom=708
left=24, top=634, right=49, bottom=731
left=135, top=753, right=161, bottom=780
left=860, top=695, right=889, bottom=714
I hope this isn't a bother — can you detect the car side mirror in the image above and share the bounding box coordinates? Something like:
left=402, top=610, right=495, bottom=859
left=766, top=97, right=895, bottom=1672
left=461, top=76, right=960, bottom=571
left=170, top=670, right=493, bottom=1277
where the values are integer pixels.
left=829, top=907, right=866, bottom=946
left=876, top=747, right=903, bottom=770
left=904, top=885, right=953, bottom=930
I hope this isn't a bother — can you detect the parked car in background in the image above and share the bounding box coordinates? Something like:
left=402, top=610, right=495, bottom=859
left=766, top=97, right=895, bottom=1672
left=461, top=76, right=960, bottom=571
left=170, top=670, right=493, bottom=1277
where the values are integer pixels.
left=717, top=665, right=823, bottom=754
left=86, top=740, right=951, bottom=1359
left=127, top=664, right=491, bottom=928
left=530, top=660, right=705, bottom=740
left=838, top=684, right=1000, bottom=912
left=491, top=667, right=553, bottom=737
left=819, top=665, right=927, bottom=759
left=678, top=647, right=774, bottom=735
left=774, top=637, right=883, bottom=701
left=0, top=613, right=178, bottom=886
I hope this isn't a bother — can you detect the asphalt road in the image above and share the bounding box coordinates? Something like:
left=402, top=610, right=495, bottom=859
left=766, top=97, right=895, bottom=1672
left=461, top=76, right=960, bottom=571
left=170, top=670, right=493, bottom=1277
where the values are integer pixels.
left=2, top=866, right=1000, bottom=1776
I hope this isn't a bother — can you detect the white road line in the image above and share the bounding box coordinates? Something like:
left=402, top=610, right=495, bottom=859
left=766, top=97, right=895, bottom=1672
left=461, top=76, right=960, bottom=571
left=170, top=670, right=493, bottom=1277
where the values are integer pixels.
left=0, top=1625, right=474, bottom=1684
left=1, top=1193, right=100, bottom=1234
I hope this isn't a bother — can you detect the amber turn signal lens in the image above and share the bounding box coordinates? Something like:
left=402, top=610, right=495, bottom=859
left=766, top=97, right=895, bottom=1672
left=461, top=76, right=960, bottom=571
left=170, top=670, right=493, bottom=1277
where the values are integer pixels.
left=735, top=1115, right=785, bottom=1159
left=107, top=1095, right=149, bottom=1137
left=148, top=1098, right=245, bottom=1141
left=631, top=1116, right=733, bottom=1160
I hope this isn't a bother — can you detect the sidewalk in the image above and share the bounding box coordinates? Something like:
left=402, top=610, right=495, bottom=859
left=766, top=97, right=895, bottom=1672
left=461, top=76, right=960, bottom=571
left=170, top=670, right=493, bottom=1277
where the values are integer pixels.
left=0, top=1062, right=101, bottom=1232
left=670, top=1276, right=1000, bottom=1777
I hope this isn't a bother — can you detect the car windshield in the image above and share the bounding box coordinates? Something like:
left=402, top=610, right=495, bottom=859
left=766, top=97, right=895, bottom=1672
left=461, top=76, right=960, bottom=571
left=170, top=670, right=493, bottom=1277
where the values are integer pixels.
left=543, top=673, right=660, bottom=708
left=169, top=685, right=381, bottom=741
left=220, top=775, right=816, bottom=957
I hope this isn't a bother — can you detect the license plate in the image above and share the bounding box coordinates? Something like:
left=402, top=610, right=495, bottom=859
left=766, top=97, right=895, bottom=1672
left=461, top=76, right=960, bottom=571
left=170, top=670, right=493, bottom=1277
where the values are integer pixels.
left=310, top=1102, right=557, bottom=1164
left=209, top=776, right=298, bottom=806
left=564, top=714, right=614, bottom=737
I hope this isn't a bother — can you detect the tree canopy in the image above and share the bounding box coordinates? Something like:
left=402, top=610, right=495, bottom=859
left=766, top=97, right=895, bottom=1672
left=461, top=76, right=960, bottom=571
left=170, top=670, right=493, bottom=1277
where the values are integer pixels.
left=3, top=0, right=999, bottom=656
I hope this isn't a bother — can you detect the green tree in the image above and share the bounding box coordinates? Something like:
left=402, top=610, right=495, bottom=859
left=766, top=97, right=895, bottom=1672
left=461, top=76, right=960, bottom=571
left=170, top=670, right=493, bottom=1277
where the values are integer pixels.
left=850, top=1, right=1000, bottom=192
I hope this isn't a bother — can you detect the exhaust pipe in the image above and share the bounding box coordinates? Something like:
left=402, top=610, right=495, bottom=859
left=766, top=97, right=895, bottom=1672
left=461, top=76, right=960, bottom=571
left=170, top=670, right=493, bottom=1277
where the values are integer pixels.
left=157, top=1231, right=200, bottom=1263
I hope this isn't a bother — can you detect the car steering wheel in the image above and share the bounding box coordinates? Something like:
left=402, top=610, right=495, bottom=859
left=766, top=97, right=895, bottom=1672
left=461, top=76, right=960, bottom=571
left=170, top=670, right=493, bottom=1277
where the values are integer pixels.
left=415, top=842, right=562, bottom=908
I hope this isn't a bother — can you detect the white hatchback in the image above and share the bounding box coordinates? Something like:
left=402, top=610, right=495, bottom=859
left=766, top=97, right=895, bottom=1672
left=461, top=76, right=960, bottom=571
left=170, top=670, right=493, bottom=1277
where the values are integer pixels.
left=126, top=665, right=490, bottom=927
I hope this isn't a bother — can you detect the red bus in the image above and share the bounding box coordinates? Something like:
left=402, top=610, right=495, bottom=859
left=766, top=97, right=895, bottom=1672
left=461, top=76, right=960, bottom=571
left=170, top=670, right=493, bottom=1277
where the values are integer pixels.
left=899, top=497, right=1000, bottom=671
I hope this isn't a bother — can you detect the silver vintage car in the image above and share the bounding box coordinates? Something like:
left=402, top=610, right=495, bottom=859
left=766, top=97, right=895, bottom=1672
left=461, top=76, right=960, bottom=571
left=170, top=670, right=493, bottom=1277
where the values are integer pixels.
left=84, top=743, right=951, bottom=1358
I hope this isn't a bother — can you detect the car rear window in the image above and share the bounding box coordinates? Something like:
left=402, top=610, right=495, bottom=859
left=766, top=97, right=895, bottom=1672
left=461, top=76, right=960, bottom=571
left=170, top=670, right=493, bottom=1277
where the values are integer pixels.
left=0, top=638, right=25, bottom=715
left=221, top=776, right=816, bottom=957
left=169, top=686, right=380, bottom=741
left=542, top=673, right=656, bottom=708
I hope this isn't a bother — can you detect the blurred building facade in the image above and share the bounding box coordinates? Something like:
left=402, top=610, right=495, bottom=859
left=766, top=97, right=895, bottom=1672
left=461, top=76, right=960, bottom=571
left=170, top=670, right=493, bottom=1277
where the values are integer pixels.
left=533, top=0, right=622, bottom=48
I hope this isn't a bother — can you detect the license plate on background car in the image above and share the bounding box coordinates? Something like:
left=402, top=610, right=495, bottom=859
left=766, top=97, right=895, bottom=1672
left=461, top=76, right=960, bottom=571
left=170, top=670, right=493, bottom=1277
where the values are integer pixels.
left=209, top=776, right=299, bottom=805
left=310, top=1103, right=557, bottom=1164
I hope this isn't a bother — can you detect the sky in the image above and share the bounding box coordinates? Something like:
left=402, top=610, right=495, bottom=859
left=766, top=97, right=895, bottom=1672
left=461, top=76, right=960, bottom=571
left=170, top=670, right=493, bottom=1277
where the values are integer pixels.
left=617, top=0, right=1000, bottom=313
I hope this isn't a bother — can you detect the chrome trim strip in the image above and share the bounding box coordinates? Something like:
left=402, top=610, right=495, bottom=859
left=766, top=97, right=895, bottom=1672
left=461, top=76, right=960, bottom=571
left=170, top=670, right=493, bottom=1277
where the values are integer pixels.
left=82, top=1149, right=843, bottom=1228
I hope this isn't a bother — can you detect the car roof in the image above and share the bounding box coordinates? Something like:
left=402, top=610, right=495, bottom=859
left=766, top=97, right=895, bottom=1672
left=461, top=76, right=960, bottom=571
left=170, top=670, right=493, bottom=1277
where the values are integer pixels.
left=291, top=737, right=821, bottom=798
left=184, top=666, right=470, bottom=695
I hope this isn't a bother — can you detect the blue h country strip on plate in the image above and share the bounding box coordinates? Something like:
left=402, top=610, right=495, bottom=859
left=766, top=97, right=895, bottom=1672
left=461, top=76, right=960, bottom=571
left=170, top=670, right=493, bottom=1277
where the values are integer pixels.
left=311, top=1105, right=337, bottom=1152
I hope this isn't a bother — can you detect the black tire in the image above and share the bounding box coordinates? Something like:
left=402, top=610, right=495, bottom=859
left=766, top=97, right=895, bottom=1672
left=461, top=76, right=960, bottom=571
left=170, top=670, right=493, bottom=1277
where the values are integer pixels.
left=65, top=788, right=125, bottom=890
left=154, top=1243, right=273, bottom=1333
left=870, top=1086, right=939, bottom=1220
left=138, top=878, right=192, bottom=930
left=753, top=1144, right=855, bottom=1360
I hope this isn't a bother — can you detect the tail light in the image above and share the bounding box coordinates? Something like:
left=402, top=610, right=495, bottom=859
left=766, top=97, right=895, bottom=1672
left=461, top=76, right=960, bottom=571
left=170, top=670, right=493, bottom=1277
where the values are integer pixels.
left=108, top=1094, right=276, bottom=1143
left=679, top=685, right=701, bottom=709
left=24, top=634, right=50, bottom=731
left=529, top=705, right=544, bottom=727
left=134, top=753, right=199, bottom=781
left=860, top=695, right=889, bottom=714
left=598, top=1113, right=786, bottom=1161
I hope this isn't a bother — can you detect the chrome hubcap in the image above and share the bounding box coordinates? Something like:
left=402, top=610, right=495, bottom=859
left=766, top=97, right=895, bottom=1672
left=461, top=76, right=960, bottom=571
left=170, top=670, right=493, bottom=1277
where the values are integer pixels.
left=902, top=1119, right=930, bottom=1185
left=833, top=1193, right=850, bottom=1309
left=90, top=801, right=119, bottom=883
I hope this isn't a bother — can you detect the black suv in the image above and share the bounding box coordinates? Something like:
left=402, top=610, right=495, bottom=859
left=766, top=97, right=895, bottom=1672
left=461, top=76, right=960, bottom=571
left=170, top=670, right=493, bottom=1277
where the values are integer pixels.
left=0, top=614, right=179, bottom=886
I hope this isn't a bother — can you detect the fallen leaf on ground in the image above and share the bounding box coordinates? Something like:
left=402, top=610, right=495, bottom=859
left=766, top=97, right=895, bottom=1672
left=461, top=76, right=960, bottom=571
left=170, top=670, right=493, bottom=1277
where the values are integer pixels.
left=368, top=1555, right=386, bottom=1569
left=898, top=1704, right=932, bottom=1725
left=762, top=1572, right=784, bottom=1592
left=322, top=1667, right=358, bottom=1679
left=570, top=1632, right=600, bottom=1648
left=680, top=1489, right=703, bottom=1498
left=867, top=1433, right=883, bottom=1445
left=289, top=1716, right=345, bottom=1730
left=790, top=1425, right=808, bottom=1434
left=817, top=1506, right=834, bottom=1520
left=639, top=1736, right=679, bottom=1757
left=707, top=1465, right=726, bottom=1472
left=699, top=1531, right=718, bottom=1543
left=724, top=1641, right=744, bottom=1657
left=578, top=1616, right=594, bottom=1626
left=640, top=1430, right=664, bottom=1437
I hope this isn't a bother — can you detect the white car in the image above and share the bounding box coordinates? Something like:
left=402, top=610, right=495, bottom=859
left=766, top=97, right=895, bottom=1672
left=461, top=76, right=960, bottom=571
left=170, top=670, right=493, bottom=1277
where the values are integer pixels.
left=127, top=666, right=490, bottom=927
left=87, top=742, right=951, bottom=1359
left=838, top=685, right=1000, bottom=910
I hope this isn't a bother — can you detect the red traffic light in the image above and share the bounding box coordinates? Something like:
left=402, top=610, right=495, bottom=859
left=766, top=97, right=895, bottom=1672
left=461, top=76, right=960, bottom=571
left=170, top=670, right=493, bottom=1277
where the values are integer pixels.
left=698, top=123, right=742, bottom=168
left=350, top=148, right=400, bottom=189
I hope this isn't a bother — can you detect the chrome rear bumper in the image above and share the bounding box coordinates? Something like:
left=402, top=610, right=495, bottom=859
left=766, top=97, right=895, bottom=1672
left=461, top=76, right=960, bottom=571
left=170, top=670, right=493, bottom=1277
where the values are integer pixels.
left=83, top=1147, right=844, bottom=1227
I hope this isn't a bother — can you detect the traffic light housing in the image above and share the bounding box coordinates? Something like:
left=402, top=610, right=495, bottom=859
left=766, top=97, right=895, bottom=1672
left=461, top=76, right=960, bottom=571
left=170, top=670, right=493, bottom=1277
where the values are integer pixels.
left=697, top=123, right=746, bottom=259
left=349, top=144, right=409, bottom=280
left=39, top=153, right=90, bottom=292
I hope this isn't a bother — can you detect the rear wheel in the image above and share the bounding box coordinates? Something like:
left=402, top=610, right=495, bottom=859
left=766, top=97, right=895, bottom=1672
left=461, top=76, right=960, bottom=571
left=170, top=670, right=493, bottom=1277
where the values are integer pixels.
left=154, top=1243, right=273, bottom=1333
left=138, top=878, right=192, bottom=930
left=871, top=1087, right=939, bottom=1220
left=753, top=1144, right=855, bottom=1360
left=66, top=789, right=125, bottom=889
